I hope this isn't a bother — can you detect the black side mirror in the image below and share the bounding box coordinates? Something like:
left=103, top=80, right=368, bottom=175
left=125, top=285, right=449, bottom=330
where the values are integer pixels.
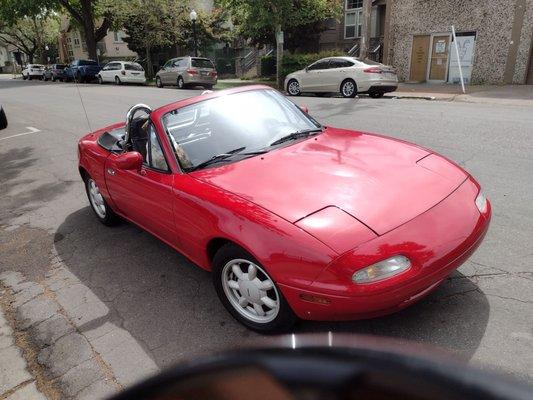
left=0, top=106, right=7, bottom=130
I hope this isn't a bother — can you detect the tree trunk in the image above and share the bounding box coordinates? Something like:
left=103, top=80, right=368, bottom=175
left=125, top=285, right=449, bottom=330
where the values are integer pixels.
left=80, top=0, right=98, bottom=60
left=275, top=24, right=283, bottom=90
left=360, top=0, right=372, bottom=60
left=145, top=44, right=153, bottom=79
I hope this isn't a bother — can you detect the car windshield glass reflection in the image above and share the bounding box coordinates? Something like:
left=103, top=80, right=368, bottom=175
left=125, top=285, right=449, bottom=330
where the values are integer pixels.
left=162, top=89, right=321, bottom=171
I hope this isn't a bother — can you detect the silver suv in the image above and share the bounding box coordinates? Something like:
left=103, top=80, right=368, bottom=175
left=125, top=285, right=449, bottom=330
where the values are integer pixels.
left=155, top=56, right=217, bottom=89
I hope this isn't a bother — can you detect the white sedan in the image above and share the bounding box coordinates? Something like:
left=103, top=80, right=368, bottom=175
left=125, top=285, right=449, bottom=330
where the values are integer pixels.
left=284, top=56, right=398, bottom=98
left=22, top=64, right=45, bottom=80
left=97, top=61, right=146, bottom=85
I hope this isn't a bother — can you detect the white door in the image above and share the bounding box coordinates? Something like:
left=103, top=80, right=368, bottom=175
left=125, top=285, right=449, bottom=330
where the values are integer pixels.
left=300, top=59, right=330, bottom=92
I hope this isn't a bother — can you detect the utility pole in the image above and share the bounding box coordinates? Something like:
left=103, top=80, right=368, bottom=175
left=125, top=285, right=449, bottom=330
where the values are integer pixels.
left=360, top=0, right=372, bottom=59
left=275, top=25, right=283, bottom=90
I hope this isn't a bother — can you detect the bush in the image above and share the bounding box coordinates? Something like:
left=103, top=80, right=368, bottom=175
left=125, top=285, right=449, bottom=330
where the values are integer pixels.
left=281, top=50, right=345, bottom=80
left=216, top=58, right=235, bottom=75
left=260, top=55, right=276, bottom=77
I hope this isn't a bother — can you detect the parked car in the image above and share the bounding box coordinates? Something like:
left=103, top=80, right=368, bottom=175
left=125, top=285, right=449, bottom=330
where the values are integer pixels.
left=78, top=85, right=491, bottom=332
left=97, top=61, right=146, bottom=85
left=0, top=105, right=7, bottom=130
left=21, top=64, right=45, bottom=80
left=64, top=59, right=102, bottom=83
left=285, top=57, right=398, bottom=98
left=44, top=64, right=68, bottom=81
left=155, top=56, right=217, bottom=89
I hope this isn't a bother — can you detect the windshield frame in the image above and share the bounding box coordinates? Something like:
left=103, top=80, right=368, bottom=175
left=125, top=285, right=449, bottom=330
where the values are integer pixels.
left=160, top=89, right=322, bottom=173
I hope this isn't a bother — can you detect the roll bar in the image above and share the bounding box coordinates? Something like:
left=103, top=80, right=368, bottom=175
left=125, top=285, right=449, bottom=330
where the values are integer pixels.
left=124, top=103, right=152, bottom=150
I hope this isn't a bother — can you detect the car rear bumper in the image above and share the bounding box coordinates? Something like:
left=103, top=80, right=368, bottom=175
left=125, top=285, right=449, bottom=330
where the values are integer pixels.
left=184, top=74, right=217, bottom=86
left=122, top=76, right=146, bottom=83
left=279, top=176, right=491, bottom=321
left=366, top=84, right=398, bottom=94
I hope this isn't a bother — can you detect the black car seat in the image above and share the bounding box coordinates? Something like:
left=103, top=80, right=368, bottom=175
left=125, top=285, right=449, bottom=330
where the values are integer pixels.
left=129, top=116, right=149, bottom=161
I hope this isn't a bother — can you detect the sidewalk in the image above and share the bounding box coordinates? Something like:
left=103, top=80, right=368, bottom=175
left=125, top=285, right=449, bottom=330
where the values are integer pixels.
left=386, top=82, right=533, bottom=106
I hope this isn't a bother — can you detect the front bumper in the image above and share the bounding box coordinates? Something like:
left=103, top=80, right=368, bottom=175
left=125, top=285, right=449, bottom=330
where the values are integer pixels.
left=279, top=176, right=491, bottom=321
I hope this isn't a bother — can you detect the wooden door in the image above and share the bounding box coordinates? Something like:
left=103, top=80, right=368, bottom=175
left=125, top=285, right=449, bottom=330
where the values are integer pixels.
left=409, top=35, right=430, bottom=82
left=429, top=35, right=450, bottom=81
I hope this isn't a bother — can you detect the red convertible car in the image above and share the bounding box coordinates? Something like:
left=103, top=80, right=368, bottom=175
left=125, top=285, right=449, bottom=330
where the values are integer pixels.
left=78, top=86, right=491, bottom=332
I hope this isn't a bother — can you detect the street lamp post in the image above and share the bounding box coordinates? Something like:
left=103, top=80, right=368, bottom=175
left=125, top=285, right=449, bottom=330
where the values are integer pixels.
left=189, top=10, right=198, bottom=57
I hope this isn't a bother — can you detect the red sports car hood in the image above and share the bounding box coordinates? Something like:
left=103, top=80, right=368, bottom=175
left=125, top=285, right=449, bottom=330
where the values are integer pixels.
left=192, top=128, right=467, bottom=235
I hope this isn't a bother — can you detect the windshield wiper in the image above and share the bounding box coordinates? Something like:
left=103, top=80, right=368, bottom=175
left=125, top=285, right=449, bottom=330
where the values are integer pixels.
left=269, top=127, right=323, bottom=147
left=186, top=146, right=247, bottom=172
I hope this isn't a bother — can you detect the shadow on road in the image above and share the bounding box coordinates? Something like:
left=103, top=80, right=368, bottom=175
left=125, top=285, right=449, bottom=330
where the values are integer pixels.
left=54, top=206, right=490, bottom=367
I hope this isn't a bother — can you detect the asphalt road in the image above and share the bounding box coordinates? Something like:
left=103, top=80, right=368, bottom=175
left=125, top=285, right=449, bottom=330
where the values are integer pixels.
left=1, top=77, right=532, bottom=383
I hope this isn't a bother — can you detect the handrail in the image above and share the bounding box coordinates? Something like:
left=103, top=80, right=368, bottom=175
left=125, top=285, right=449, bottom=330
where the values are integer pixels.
left=347, top=43, right=360, bottom=57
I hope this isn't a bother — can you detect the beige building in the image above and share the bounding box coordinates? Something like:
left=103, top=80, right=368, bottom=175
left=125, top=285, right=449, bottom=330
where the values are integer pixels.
left=320, top=0, right=533, bottom=84
left=58, top=17, right=137, bottom=63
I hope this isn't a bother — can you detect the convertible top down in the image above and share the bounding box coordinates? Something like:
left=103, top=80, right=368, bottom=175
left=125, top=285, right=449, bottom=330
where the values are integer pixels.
left=78, top=85, right=491, bottom=331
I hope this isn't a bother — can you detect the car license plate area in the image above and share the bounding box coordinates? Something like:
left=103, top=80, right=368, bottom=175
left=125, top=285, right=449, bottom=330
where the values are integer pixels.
left=200, top=71, right=209, bottom=76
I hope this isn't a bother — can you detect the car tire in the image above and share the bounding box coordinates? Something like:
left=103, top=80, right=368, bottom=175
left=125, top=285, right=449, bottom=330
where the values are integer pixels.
left=97, top=75, right=103, bottom=84
left=84, top=175, right=120, bottom=226
left=369, top=92, right=384, bottom=98
left=212, top=243, right=297, bottom=333
left=177, top=76, right=185, bottom=89
left=51, top=76, right=56, bottom=82
left=287, top=79, right=301, bottom=96
left=76, top=72, right=83, bottom=83
left=115, top=76, right=122, bottom=85
left=204, top=84, right=213, bottom=90
left=340, top=79, right=357, bottom=98
left=155, top=76, right=163, bottom=88
left=22, top=74, right=27, bottom=80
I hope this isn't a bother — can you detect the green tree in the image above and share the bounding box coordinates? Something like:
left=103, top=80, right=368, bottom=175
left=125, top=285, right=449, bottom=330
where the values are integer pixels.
left=0, top=0, right=113, bottom=61
left=115, top=0, right=230, bottom=78
left=217, top=0, right=341, bottom=52
left=0, top=14, right=60, bottom=63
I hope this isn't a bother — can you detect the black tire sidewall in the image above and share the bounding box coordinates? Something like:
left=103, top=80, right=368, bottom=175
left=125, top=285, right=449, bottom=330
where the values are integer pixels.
left=156, top=77, right=162, bottom=87
left=287, top=79, right=300, bottom=96
left=212, top=244, right=296, bottom=333
left=341, top=79, right=357, bottom=98
left=84, top=176, right=119, bottom=226
left=177, top=76, right=184, bottom=89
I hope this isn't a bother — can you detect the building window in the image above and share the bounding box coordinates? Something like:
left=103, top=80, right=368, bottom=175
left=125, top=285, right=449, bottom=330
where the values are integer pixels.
left=113, top=31, right=125, bottom=43
left=346, top=0, right=363, bottom=10
left=345, top=9, right=362, bottom=38
left=74, top=38, right=80, bottom=45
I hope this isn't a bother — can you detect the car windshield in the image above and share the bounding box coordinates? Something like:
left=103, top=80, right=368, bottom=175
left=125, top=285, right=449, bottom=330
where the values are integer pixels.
left=191, top=58, right=214, bottom=69
left=162, top=89, right=321, bottom=171
left=125, top=63, right=144, bottom=71
left=79, top=60, right=98, bottom=66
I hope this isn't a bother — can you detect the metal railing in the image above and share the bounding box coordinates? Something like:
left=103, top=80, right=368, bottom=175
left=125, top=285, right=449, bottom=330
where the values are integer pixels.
left=347, top=43, right=360, bottom=57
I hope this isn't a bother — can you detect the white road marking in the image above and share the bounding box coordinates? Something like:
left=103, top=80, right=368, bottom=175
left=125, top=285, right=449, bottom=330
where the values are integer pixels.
left=0, top=127, right=41, bottom=141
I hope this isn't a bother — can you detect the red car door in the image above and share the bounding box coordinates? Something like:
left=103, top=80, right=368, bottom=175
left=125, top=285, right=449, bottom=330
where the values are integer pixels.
left=105, top=125, right=177, bottom=248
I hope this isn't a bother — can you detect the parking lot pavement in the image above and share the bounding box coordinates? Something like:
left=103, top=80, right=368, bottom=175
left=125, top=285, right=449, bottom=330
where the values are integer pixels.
left=0, top=79, right=532, bottom=395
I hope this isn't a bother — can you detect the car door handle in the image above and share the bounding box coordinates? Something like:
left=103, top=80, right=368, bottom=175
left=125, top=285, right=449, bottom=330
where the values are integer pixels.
left=140, top=169, right=147, bottom=176
left=107, top=168, right=115, bottom=176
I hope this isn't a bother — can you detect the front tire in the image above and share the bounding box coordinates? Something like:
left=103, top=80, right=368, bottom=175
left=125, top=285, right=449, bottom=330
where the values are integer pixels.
left=287, top=79, right=301, bottom=96
left=155, top=76, right=163, bottom=88
left=212, top=244, right=296, bottom=332
left=177, top=76, right=185, bottom=89
left=84, top=176, right=120, bottom=226
left=115, top=76, right=122, bottom=85
left=340, top=79, right=357, bottom=98
left=97, top=75, right=103, bottom=84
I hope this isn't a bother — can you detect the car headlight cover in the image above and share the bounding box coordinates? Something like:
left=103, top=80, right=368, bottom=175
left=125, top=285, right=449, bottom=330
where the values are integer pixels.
left=475, top=192, right=487, bottom=213
left=352, top=255, right=411, bottom=284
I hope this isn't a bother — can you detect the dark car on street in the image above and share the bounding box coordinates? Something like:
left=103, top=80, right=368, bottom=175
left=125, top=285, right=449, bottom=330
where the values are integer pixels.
left=44, top=64, right=68, bottom=82
left=64, top=59, right=102, bottom=83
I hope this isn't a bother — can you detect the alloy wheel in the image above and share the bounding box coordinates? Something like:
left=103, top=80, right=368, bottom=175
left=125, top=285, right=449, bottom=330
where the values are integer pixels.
left=87, top=179, right=106, bottom=219
left=221, top=259, right=280, bottom=324
left=287, top=80, right=300, bottom=96
left=342, top=81, right=356, bottom=97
